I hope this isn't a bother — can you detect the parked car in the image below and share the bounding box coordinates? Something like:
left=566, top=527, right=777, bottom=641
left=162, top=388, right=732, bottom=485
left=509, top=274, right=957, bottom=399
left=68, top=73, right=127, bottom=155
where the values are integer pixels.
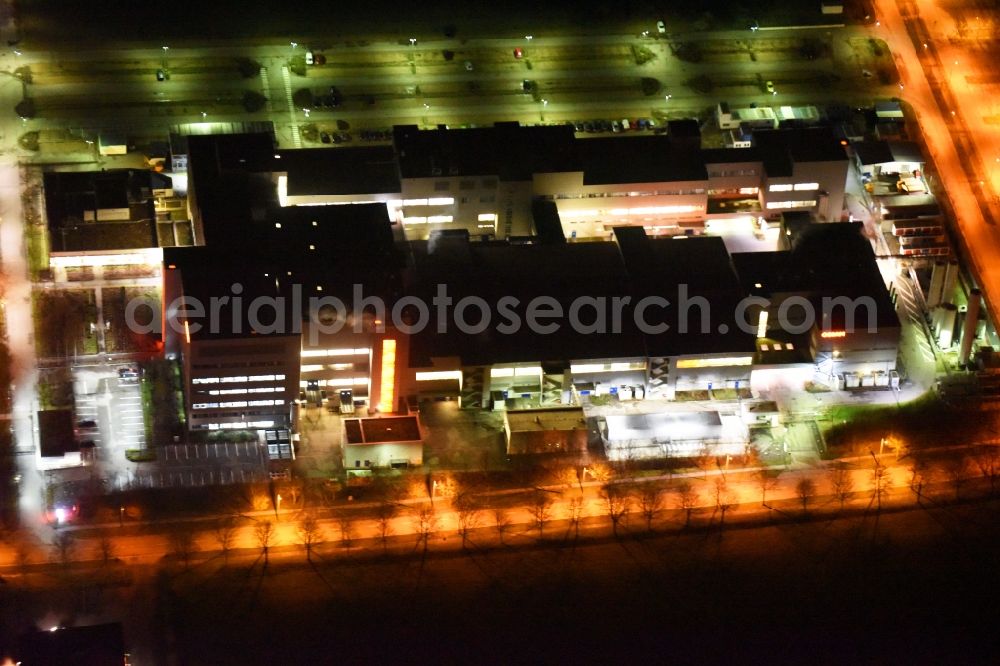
left=656, top=20, right=666, bottom=34
left=314, top=53, right=326, bottom=65
left=621, top=118, right=631, bottom=131
left=320, top=132, right=332, bottom=144
left=583, top=121, right=595, bottom=133
left=464, top=60, right=474, bottom=71
left=156, top=69, right=166, bottom=81
left=305, top=51, right=314, bottom=65
left=76, top=420, right=97, bottom=430
left=513, top=47, right=523, bottom=59
left=765, top=80, right=776, bottom=94
left=611, top=120, right=622, bottom=133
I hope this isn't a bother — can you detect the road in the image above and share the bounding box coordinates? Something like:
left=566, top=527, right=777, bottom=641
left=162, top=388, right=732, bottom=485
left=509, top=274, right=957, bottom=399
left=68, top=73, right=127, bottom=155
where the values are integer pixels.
left=10, top=26, right=904, bottom=152
left=872, top=0, right=1000, bottom=327
left=0, top=451, right=979, bottom=567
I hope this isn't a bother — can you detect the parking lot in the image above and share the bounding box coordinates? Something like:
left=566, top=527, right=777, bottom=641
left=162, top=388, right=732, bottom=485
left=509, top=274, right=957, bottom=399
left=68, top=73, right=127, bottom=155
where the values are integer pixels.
left=73, top=362, right=146, bottom=489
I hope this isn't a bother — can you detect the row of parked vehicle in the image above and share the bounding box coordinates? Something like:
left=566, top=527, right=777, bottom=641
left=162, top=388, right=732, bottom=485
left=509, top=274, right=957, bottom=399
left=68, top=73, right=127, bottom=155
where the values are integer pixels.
left=319, top=128, right=392, bottom=144
left=569, top=118, right=658, bottom=134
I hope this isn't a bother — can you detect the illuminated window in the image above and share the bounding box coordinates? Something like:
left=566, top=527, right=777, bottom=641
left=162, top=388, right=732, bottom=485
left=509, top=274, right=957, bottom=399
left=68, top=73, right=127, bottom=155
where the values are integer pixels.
left=415, top=370, right=463, bottom=382
left=766, top=200, right=817, bottom=209
left=738, top=187, right=760, bottom=195
left=768, top=184, right=793, bottom=192
left=820, top=330, right=847, bottom=338
left=478, top=213, right=497, bottom=222
left=793, top=182, right=820, bottom=191
left=427, top=197, right=455, bottom=206
left=676, top=356, right=753, bottom=368
left=427, top=215, right=454, bottom=223
left=378, top=339, right=397, bottom=413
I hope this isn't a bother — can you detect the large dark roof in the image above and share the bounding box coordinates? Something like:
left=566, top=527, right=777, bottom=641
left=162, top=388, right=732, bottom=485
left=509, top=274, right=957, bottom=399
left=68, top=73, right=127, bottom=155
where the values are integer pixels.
left=280, top=146, right=401, bottom=196
left=393, top=123, right=579, bottom=180
left=732, top=222, right=899, bottom=330
left=44, top=169, right=169, bottom=252
left=406, top=236, right=642, bottom=366
left=580, top=136, right=707, bottom=184
left=752, top=127, right=847, bottom=177
left=405, top=227, right=754, bottom=367
left=164, top=203, right=403, bottom=339
left=615, top=228, right=755, bottom=356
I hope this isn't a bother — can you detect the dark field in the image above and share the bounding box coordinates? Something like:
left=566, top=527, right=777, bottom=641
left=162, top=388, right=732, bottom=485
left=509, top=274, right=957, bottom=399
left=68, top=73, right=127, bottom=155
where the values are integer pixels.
left=21, top=0, right=837, bottom=46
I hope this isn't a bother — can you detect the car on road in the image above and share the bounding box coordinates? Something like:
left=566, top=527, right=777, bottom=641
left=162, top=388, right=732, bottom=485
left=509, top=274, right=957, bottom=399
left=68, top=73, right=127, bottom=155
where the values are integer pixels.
left=765, top=80, right=776, bottom=94
left=464, top=60, right=474, bottom=71
left=656, top=20, right=666, bottom=34
left=513, top=47, right=523, bottom=59
left=156, top=69, right=166, bottom=81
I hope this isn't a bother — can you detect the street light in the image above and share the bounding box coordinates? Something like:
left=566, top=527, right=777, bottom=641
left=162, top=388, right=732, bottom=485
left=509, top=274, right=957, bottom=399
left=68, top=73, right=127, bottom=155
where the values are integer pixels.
left=290, top=41, right=297, bottom=49
left=525, top=35, right=533, bottom=41
left=409, top=38, right=417, bottom=46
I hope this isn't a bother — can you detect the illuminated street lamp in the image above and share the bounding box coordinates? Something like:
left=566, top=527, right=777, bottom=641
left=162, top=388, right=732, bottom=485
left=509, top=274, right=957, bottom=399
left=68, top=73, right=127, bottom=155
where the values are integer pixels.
left=525, top=35, right=533, bottom=41
left=161, top=45, right=169, bottom=69
left=409, top=38, right=417, bottom=46
left=540, top=98, right=548, bottom=121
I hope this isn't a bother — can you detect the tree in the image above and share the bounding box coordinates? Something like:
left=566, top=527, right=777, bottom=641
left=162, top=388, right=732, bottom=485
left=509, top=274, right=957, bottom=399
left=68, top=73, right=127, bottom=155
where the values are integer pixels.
left=51, top=532, right=75, bottom=569
left=96, top=531, right=116, bottom=565
left=168, top=527, right=196, bottom=568
left=908, top=457, right=931, bottom=501
left=242, top=91, right=267, bottom=113
left=375, top=501, right=396, bottom=554
left=870, top=463, right=892, bottom=511
left=412, top=505, right=438, bottom=552
left=640, top=77, right=661, bottom=96
left=455, top=497, right=481, bottom=550
left=973, top=446, right=1000, bottom=496
left=636, top=483, right=664, bottom=532
left=600, top=483, right=630, bottom=537
left=337, top=513, right=355, bottom=547
left=15, top=98, right=35, bottom=119
left=298, top=513, right=323, bottom=561
left=292, top=88, right=315, bottom=109
left=214, top=518, right=237, bottom=562
left=236, top=57, right=261, bottom=78
left=674, top=481, right=697, bottom=527
left=695, top=446, right=716, bottom=479
left=492, top=506, right=511, bottom=544
left=828, top=466, right=855, bottom=509
left=586, top=463, right=613, bottom=484
left=567, top=496, right=584, bottom=540
left=254, top=520, right=275, bottom=566
left=713, top=478, right=735, bottom=526
left=795, top=478, right=817, bottom=515
left=755, top=469, right=776, bottom=507
left=529, top=491, right=553, bottom=539
left=943, top=457, right=968, bottom=500
left=555, top=466, right=580, bottom=490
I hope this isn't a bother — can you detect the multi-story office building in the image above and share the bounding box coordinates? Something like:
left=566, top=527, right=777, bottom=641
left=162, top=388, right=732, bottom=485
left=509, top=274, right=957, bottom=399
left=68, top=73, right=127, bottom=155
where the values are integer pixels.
left=272, top=122, right=849, bottom=242
left=167, top=131, right=892, bottom=457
